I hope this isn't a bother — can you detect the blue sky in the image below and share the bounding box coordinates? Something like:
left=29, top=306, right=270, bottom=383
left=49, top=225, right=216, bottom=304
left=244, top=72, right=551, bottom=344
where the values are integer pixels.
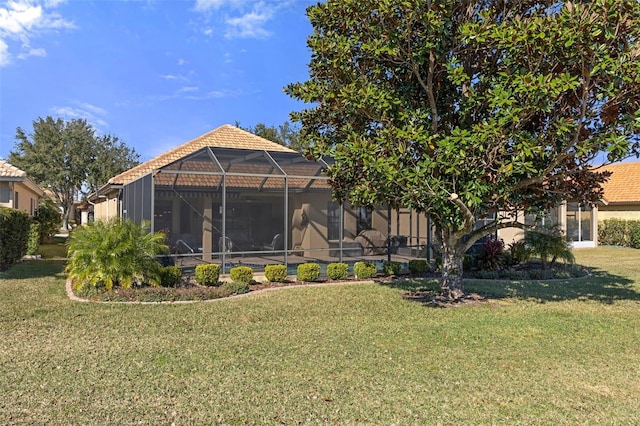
left=0, top=0, right=316, bottom=161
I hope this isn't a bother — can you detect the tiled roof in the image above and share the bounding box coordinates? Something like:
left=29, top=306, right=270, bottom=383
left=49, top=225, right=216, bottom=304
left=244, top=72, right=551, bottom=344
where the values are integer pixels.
left=0, top=160, right=26, bottom=179
left=599, top=161, right=640, bottom=204
left=109, top=124, right=297, bottom=185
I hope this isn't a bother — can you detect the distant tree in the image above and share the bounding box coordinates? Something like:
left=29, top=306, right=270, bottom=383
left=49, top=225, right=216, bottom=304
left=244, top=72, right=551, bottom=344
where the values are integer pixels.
left=33, top=198, right=62, bottom=243
left=9, top=116, right=139, bottom=229
left=287, top=0, right=640, bottom=300
left=239, top=121, right=307, bottom=152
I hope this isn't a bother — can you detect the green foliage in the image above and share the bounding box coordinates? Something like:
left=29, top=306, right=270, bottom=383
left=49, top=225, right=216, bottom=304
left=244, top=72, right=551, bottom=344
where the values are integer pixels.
left=297, top=262, right=321, bottom=282
left=27, top=222, right=40, bottom=256
left=524, top=226, right=575, bottom=268
left=159, top=266, right=182, bottom=287
left=598, top=219, right=629, bottom=246
left=477, top=238, right=506, bottom=271
left=629, top=222, right=640, bottom=249
left=221, top=280, right=250, bottom=295
left=508, top=240, right=531, bottom=266
left=65, top=219, right=168, bottom=291
left=239, top=121, right=307, bottom=153
left=9, top=116, right=139, bottom=228
left=327, top=262, right=349, bottom=280
left=382, top=260, right=401, bottom=276
left=462, top=254, right=475, bottom=272
left=195, top=264, right=221, bottom=286
left=264, top=264, right=288, bottom=282
left=287, top=0, right=640, bottom=298
left=598, top=219, right=640, bottom=248
left=408, top=259, right=429, bottom=275
left=0, top=207, right=30, bottom=269
left=33, top=198, right=61, bottom=243
left=230, top=266, right=253, bottom=284
left=353, top=261, right=377, bottom=279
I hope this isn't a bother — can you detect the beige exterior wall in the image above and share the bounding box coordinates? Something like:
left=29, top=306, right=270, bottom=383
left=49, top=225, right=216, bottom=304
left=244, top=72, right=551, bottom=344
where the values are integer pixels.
left=0, top=181, right=42, bottom=216
left=598, top=204, right=640, bottom=221
left=93, top=195, right=120, bottom=221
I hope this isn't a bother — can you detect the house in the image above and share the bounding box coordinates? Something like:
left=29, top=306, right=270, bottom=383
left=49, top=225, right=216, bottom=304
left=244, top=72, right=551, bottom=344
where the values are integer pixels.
left=0, top=160, right=45, bottom=216
left=89, top=125, right=431, bottom=272
left=597, top=161, right=640, bottom=221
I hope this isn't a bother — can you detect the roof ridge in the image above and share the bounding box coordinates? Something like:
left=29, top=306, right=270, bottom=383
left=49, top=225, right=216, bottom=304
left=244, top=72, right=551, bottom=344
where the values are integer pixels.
left=108, top=124, right=296, bottom=185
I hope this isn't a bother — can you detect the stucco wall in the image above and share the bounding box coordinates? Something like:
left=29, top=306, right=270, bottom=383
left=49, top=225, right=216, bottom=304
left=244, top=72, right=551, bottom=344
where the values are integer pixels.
left=598, top=204, right=640, bottom=221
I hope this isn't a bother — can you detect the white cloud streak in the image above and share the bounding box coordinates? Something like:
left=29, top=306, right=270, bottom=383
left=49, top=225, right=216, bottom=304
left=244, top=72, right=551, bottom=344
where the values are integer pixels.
left=50, top=103, right=109, bottom=129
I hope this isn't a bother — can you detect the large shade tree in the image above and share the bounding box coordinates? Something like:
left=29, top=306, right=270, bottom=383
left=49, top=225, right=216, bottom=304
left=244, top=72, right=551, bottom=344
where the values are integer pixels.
left=9, top=116, right=139, bottom=229
left=287, top=0, right=640, bottom=300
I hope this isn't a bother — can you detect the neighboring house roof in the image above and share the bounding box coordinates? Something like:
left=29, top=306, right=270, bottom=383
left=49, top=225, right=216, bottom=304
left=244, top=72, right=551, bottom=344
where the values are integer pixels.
left=0, top=160, right=26, bottom=180
left=0, top=160, right=45, bottom=196
left=599, top=161, right=640, bottom=204
left=109, top=124, right=297, bottom=186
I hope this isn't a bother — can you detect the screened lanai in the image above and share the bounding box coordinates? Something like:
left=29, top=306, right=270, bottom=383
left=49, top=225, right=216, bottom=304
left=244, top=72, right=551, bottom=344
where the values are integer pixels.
left=94, top=125, right=432, bottom=273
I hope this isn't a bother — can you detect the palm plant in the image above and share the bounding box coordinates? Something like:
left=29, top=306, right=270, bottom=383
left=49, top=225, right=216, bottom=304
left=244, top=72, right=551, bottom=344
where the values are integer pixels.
left=66, top=219, right=168, bottom=291
left=524, top=225, right=575, bottom=269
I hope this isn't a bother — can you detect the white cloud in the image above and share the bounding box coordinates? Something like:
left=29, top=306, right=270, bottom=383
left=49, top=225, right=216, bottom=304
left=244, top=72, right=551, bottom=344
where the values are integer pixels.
left=50, top=103, right=109, bottom=129
left=0, top=0, right=74, bottom=67
left=194, top=0, right=246, bottom=12
left=224, top=5, right=272, bottom=39
left=192, top=0, right=280, bottom=40
left=17, top=46, right=45, bottom=59
left=0, top=38, right=9, bottom=65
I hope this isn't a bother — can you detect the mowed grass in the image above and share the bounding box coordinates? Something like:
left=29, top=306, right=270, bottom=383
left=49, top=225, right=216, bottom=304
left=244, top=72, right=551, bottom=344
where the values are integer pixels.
left=1, top=248, right=639, bottom=424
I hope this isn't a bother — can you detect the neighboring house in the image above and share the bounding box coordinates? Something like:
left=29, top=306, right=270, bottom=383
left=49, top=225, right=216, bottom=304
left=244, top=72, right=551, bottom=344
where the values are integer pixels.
left=597, top=161, right=640, bottom=221
left=90, top=125, right=431, bottom=271
left=0, top=160, right=45, bottom=216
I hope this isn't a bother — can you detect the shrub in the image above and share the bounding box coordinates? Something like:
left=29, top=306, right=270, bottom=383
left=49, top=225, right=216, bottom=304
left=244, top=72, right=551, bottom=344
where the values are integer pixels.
left=524, top=226, right=574, bottom=268
left=508, top=240, right=531, bottom=265
left=629, top=221, right=640, bottom=249
left=195, top=264, right=221, bottom=286
left=297, top=262, right=321, bottom=281
left=463, top=254, right=475, bottom=271
left=598, top=218, right=629, bottom=246
left=221, top=280, right=250, bottom=295
left=33, top=198, right=62, bottom=243
left=66, top=219, right=168, bottom=291
left=230, top=266, right=253, bottom=284
left=382, top=260, right=401, bottom=276
left=327, top=262, right=349, bottom=280
left=353, top=261, right=377, bottom=279
left=408, top=259, right=429, bottom=274
left=159, top=266, right=182, bottom=287
left=264, top=264, right=288, bottom=282
left=476, top=238, right=505, bottom=271
left=27, top=221, right=40, bottom=256
left=0, top=207, right=30, bottom=270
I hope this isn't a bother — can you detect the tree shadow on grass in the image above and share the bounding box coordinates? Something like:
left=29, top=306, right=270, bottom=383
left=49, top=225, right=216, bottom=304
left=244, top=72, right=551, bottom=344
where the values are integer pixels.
left=378, top=267, right=640, bottom=305
left=0, top=259, right=67, bottom=280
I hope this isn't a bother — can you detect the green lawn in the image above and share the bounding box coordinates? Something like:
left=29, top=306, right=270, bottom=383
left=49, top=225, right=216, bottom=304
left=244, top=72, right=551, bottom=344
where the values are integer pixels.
left=1, top=247, right=639, bottom=424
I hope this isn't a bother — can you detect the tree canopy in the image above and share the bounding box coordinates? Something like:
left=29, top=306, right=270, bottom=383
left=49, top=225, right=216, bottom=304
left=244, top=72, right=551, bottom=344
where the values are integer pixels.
left=9, top=116, right=139, bottom=229
left=238, top=121, right=307, bottom=152
left=287, top=0, right=640, bottom=299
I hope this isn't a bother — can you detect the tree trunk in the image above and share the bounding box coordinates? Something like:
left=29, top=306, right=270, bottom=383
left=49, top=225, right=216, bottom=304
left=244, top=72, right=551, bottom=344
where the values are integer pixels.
left=440, top=244, right=465, bottom=300
left=439, top=226, right=466, bottom=301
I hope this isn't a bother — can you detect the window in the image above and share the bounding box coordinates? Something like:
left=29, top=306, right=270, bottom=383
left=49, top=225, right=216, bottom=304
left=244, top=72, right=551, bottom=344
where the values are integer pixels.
left=566, top=203, right=592, bottom=242
left=14, top=191, right=19, bottom=209
left=327, top=201, right=341, bottom=240
left=356, top=206, right=372, bottom=235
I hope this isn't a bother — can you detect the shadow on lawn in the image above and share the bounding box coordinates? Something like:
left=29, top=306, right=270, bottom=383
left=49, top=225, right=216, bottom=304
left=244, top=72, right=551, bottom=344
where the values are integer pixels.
left=0, top=259, right=67, bottom=280
left=379, top=268, right=640, bottom=305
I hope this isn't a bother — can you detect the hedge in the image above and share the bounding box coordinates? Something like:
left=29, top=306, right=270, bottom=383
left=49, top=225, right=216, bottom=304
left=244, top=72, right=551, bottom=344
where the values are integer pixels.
left=0, top=207, right=30, bottom=270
